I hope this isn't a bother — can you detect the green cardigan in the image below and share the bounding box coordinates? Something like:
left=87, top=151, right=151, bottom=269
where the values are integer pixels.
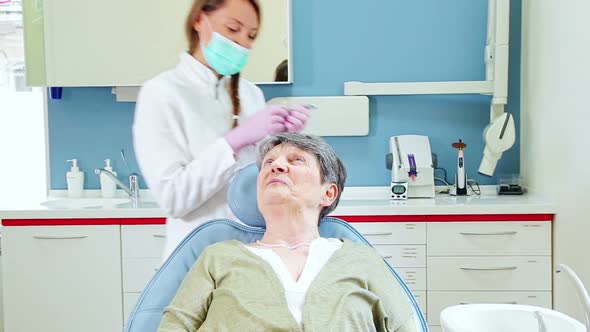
left=157, top=239, right=418, bottom=332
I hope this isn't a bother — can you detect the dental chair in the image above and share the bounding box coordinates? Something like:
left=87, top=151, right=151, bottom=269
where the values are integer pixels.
left=125, top=164, right=428, bottom=332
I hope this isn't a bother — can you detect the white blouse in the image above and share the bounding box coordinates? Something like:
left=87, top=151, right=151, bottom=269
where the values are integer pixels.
left=245, top=238, right=344, bottom=326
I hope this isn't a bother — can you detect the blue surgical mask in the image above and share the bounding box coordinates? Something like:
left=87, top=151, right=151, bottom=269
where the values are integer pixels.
left=201, top=17, right=250, bottom=76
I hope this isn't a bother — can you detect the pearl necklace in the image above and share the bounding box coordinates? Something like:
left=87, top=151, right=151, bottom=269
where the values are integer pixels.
left=256, top=240, right=313, bottom=250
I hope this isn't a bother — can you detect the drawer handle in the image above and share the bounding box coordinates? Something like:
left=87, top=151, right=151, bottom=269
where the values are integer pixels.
left=460, top=301, right=518, bottom=305
left=460, top=231, right=517, bottom=236
left=460, top=266, right=518, bottom=271
left=383, top=255, right=393, bottom=259
left=33, top=235, right=88, bottom=240
left=153, top=234, right=166, bottom=238
left=362, top=232, right=393, bottom=236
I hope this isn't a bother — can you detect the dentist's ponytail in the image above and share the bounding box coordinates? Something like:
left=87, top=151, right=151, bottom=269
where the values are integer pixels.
left=230, top=73, right=241, bottom=128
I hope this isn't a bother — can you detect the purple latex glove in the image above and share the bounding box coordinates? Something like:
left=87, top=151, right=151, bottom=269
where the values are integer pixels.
left=224, top=105, right=289, bottom=153
left=283, top=105, right=310, bottom=133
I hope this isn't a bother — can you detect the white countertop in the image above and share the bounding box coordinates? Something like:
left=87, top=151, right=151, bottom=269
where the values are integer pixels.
left=0, top=187, right=556, bottom=220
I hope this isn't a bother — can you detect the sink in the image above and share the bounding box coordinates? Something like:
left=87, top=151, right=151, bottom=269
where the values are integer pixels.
left=40, top=198, right=131, bottom=209
left=440, top=304, right=585, bottom=332
left=115, top=201, right=160, bottom=209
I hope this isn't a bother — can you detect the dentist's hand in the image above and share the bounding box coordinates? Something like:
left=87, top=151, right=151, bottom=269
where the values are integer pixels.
left=283, top=105, right=310, bottom=133
left=224, top=105, right=289, bottom=153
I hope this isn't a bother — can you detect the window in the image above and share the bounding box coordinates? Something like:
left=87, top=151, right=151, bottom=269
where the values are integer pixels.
left=0, top=0, right=46, bottom=203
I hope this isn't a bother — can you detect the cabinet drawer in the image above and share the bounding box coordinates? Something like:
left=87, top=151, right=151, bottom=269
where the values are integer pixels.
left=122, top=225, right=166, bottom=259
left=376, top=245, right=426, bottom=267
left=122, top=258, right=162, bottom=293
left=350, top=222, right=426, bottom=245
left=394, top=268, right=426, bottom=291
left=412, top=290, right=427, bottom=316
left=123, top=292, right=141, bottom=325
left=2, top=226, right=123, bottom=332
left=427, top=256, right=551, bottom=291
left=427, top=222, right=551, bottom=256
left=427, top=291, right=552, bottom=325
left=429, top=326, right=442, bottom=332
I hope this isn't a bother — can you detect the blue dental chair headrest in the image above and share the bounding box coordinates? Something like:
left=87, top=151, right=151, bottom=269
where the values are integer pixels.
left=227, top=164, right=265, bottom=227
left=124, top=163, right=428, bottom=332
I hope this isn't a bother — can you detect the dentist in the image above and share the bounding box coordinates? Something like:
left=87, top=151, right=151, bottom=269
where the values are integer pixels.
left=133, top=0, right=309, bottom=259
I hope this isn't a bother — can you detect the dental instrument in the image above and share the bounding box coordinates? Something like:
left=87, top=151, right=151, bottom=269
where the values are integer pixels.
left=452, top=140, right=467, bottom=196
left=386, top=135, right=435, bottom=199
left=479, top=112, right=515, bottom=176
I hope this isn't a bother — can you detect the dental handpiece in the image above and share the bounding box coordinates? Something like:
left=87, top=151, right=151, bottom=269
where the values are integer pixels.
left=284, top=103, right=317, bottom=111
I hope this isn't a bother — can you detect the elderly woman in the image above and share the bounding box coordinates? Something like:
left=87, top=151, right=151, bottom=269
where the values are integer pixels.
left=158, top=133, right=418, bottom=332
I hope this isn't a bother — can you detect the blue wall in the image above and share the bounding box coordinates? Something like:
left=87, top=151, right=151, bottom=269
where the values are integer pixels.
left=48, top=0, right=521, bottom=189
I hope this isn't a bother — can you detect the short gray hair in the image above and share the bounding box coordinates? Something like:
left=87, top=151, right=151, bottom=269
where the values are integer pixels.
left=257, top=133, right=347, bottom=221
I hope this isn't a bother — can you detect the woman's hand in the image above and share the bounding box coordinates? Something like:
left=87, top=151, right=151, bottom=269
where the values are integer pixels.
left=224, top=105, right=289, bottom=153
left=283, top=105, right=310, bottom=133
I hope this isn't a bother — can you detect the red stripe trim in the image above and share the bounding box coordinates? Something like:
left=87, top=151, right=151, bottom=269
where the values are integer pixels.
left=2, top=214, right=553, bottom=226
left=334, top=214, right=553, bottom=222
left=335, top=215, right=428, bottom=222
left=1, top=218, right=166, bottom=226
left=427, top=214, right=553, bottom=222
left=2, top=219, right=121, bottom=226
left=120, top=218, right=166, bottom=225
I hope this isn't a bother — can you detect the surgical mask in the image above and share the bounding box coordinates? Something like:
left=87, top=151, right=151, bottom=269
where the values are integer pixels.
left=201, top=16, right=250, bottom=76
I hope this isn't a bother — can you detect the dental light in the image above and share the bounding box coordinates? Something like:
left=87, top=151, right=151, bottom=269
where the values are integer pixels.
left=478, top=112, right=515, bottom=176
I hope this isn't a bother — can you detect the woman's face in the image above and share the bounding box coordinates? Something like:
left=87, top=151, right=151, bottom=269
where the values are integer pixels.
left=257, top=144, right=337, bottom=215
left=194, top=0, right=259, bottom=49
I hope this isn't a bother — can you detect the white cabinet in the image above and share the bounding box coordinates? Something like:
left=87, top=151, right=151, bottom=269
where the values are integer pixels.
left=23, top=0, right=291, bottom=86
left=426, top=221, right=552, bottom=331
left=0, top=230, right=3, bottom=332
left=2, top=225, right=123, bottom=332
left=427, top=256, right=551, bottom=291
left=121, top=225, right=166, bottom=259
left=350, top=222, right=428, bottom=317
left=121, top=225, right=166, bottom=325
left=24, top=0, right=192, bottom=86
left=351, top=219, right=553, bottom=332
left=427, top=222, right=551, bottom=256
left=0, top=216, right=552, bottom=332
left=352, top=222, right=426, bottom=245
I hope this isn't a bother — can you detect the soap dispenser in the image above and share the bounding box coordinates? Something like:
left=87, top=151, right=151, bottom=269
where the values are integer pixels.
left=66, top=159, right=84, bottom=197
left=100, top=159, right=117, bottom=198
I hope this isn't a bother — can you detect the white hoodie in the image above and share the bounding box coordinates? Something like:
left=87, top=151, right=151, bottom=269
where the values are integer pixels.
left=133, top=52, right=266, bottom=259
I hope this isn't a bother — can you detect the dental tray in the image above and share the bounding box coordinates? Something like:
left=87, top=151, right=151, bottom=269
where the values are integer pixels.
left=497, top=184, right=525, bottom=195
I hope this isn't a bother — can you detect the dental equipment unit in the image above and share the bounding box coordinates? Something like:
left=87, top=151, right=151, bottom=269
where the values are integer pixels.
left=386, top=135, right=435, bottom=199
left=452, top=140, right=467, bottom=196
left=555, top=264, right=590, bottom=332
left=479, top=112, right=516, bottom=176
left=345, top=0, right=514, bottom=176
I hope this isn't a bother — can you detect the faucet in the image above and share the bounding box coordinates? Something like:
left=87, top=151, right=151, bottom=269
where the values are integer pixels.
left=95, top=168, right=140, bottom=205
left=556, top=264, right=590, bottom=332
